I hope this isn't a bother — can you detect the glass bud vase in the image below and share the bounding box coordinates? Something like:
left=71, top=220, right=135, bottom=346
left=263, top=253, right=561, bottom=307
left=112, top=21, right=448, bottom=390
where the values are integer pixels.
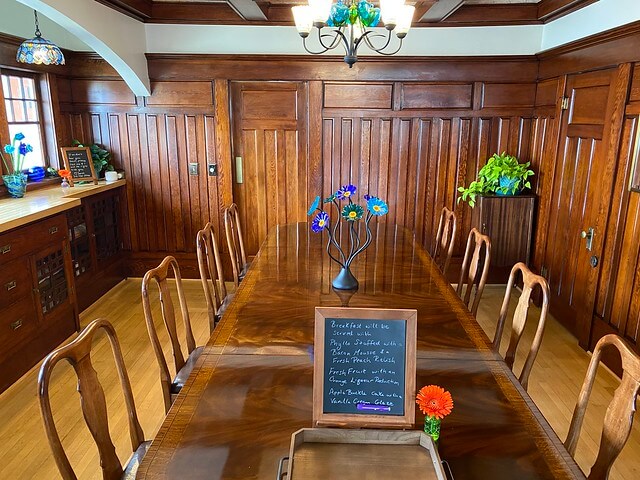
left=61, top=177, right=70, bottom=196
left=424, top=416, right=441, bottom=443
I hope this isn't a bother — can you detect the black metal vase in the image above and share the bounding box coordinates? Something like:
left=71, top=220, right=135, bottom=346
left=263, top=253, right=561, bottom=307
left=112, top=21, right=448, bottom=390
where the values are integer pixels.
left=332, top=266, right=359, bottom=290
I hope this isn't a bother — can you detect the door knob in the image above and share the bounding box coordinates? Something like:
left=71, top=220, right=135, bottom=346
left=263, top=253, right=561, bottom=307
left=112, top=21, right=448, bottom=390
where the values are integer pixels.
left=581, top=227, right=595, bottom=251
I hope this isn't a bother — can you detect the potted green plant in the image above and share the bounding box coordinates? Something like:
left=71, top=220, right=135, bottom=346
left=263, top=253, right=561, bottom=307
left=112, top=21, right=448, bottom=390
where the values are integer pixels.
left=457, top=152, right=534, bottom=207
left=72, top=140, right=114, bottom=178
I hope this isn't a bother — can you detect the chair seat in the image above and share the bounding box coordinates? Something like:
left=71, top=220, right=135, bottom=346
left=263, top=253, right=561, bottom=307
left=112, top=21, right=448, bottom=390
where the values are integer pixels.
left=122, top=440, right=151, bottom=480
left=214, top=293, right=235, bottom=323
left=170, top=346, right=204, bottom=394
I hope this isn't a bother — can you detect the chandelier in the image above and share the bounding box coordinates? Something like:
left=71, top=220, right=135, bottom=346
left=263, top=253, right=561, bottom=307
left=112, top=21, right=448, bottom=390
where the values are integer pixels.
left=16, top=11, right=65, bottom=66
left=292, top=0, right=414, bottom=67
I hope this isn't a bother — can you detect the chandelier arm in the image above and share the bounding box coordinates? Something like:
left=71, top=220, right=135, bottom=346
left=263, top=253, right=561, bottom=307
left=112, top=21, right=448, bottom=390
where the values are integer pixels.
left=319, top=26, right=345, bottom=51
left=302, top=35, right=332, bottom=55
left=320, top=27, right=349, bottom=53
left=372, top=37, right=404, bottom=56
left=361, top=29, right=394, bottom=53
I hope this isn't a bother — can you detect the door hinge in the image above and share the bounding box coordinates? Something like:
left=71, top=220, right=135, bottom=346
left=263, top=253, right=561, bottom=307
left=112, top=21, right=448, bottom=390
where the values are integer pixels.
left=561, top=97, right=570, bottom=110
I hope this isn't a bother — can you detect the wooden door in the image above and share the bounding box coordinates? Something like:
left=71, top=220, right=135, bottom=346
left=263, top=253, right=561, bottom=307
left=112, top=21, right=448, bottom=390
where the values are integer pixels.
left=230, top=82, right=309, bottom=256
left=543, top=67, right=629, bottom=347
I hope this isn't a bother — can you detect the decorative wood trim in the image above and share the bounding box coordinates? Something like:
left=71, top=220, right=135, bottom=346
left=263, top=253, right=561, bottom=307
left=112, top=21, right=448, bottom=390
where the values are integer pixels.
left=538, top=21, right=640, bottom=79
left=94, top=0, right=152, bottom=21
left=537, top=0, right=599, bottom=23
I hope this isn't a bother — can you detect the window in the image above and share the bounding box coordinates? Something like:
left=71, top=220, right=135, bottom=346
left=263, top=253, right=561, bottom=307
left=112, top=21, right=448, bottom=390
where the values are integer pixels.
left=2, top=72, right=46, bottom=170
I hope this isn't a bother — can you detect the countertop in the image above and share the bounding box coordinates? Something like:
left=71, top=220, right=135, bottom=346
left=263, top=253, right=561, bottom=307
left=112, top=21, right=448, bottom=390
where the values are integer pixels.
left=0, top=179, right=126, bottom=234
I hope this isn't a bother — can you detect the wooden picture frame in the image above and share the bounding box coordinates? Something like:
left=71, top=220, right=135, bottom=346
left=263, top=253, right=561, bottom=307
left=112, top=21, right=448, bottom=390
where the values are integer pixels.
left=60, top=147, right=98, bottom=186
left=630, top=118, right=640, bottom=193
left=313, top=307, right=417, bottom=428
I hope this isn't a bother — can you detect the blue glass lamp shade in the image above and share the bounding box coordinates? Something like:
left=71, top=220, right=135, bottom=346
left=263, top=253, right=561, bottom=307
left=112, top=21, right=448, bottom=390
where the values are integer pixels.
left=16, top=35, right=65, bottom=65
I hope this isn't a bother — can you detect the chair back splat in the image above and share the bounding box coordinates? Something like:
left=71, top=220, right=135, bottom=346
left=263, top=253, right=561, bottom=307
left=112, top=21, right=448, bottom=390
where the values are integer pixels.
left=456, top=227, right=491, bottom=316
left=433, top=206, right=457, bottom=277
left=493, top=262, right=549, bottom=390
left=224, top=203, right=248, bottom=287
left=141, top=256, right=198, bottom=413
left=38, top=318, right=145, bottom=480
left=565, top=334, right=640, bottom=479
left=197, top=222, right=228, bottom=332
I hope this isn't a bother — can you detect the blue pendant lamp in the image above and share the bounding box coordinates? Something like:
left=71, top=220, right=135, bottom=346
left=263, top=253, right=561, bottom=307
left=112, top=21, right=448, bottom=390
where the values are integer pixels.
left=16, top=11, right=65, bottom=66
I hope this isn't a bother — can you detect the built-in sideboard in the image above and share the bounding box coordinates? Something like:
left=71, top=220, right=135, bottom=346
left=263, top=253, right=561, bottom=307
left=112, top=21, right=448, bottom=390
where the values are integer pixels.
left=0, top=181, right=127, bottom=393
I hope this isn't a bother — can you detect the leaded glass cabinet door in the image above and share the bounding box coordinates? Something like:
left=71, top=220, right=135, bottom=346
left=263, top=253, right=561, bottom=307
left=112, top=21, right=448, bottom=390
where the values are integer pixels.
left=66, top=205, right=94, bottom=280
left=89, top=191, right=122, bottom=268
left=31, top=241, right=75, bottom=319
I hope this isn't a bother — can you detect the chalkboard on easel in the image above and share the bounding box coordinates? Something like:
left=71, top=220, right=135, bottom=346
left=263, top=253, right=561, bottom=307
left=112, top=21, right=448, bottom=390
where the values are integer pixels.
left=60, top=147, right=98, bottom=185
left=313, top=307, right=417, bottom=428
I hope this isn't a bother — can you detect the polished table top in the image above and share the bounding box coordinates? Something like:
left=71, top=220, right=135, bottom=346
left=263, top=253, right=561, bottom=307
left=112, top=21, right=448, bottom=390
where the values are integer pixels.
left=137, top=223, right=585, bottom=479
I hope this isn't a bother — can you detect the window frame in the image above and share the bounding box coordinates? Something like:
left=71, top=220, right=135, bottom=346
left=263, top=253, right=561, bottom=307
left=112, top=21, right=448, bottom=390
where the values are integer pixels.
left=0, top=68, right=49, bottom=174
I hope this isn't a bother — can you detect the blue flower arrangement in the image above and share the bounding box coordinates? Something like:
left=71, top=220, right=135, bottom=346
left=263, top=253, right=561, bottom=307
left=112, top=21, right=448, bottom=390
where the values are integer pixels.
left=308, top=184, right=388, bottom=289
left=2, top=132, right=33, bottom=198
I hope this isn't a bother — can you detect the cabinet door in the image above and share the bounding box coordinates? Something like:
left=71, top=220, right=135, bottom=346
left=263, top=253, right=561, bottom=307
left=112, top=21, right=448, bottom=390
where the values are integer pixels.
left=87, top=191, right=122, bottom=268
left=31, top=241, right=75, bottom=319
left=66, top=205, right=94, bottom=280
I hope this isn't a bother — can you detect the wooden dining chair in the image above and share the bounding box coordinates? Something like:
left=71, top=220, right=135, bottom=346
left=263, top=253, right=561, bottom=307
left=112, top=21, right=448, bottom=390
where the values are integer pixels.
left=492, top=262, right=549, bottom=390
left=38, top=318, right=149, bottom=480
left=433, top=206, right=457, bottom=277
left=456, top=227, right=491, bottom=316
left=564, top=334, right=640, bottom=479
left=141, top=256, right=203, bottom=414
left=197, top=222, right=233, bottom=331
left=224, top=203, right=249, bottom=287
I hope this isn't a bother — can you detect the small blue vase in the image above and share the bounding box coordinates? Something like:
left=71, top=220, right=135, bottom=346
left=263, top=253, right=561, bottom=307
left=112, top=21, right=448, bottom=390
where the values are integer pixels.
left=2, top=174, right=28, bottom=198
left=496, top=176, right=519, bottom=196
left=27, top=166, right=45, bottom=182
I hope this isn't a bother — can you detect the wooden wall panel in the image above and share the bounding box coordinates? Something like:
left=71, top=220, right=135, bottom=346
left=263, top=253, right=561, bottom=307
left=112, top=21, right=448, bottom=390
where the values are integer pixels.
left=324, top=83, right=393, bottom=109
left=322, top=113, right=535, bottom=264
left=400, top=84, right=473, bottom=110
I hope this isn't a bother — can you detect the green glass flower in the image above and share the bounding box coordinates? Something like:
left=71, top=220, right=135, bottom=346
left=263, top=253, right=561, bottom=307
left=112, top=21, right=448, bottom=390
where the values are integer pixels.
left=341, top=203, right=364, bottom=221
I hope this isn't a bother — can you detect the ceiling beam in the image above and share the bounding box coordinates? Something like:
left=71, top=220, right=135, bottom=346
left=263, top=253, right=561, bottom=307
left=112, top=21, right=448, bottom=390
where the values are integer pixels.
left=420, top=0, right=466, bottom=22
left=227, top=0, right=267, bottom=21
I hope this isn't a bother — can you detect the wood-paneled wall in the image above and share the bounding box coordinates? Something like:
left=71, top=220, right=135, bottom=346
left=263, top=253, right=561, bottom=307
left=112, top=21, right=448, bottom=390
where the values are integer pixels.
left=4, top=20, right=640, bottom=358
left=53, top=55, right=539, bottom=278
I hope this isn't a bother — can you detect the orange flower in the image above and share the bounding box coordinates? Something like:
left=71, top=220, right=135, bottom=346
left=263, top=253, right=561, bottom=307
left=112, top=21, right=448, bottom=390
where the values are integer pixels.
left=58, top=169, right=71, bottom=178
left=416, top=385, right=453, bottom=419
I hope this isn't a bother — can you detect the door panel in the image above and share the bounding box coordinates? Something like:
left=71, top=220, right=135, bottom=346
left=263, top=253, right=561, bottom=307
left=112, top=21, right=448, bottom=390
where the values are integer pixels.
left=231, top=82, right=308, bottom=256
left=544, top=68, right=620, bottom=339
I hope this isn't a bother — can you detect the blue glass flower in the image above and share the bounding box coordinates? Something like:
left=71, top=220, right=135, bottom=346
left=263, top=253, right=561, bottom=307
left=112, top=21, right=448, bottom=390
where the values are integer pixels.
left=4, top=145, right=14, bottom=154
left=363, top=194, right=372, bottom=201
left=311, top=211, right=329, bottom=232
left=18, top=143, right=33, bottom=156
left=14, top=133, right=25, bottom=141
left=357, top=0, right=371, bottom=22
left=342, top=204, right=364, bottom=221
left=369, top=8, right=380, bottom=27
left=330, top=1, right=349, bottom=25
left=336, top=184, right=356, bottom=200
left=307, top=195, right=321, bottom=216
left=367, top=197, right=389, bottom=216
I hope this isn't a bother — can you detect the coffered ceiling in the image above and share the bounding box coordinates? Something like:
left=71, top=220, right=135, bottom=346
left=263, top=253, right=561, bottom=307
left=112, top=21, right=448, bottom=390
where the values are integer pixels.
left=98, top=0, right=598, bottom=25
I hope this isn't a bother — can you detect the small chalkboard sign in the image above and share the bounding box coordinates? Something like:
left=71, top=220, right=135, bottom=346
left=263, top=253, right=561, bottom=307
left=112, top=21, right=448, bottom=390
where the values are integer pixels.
left=60, top=147, right=98, bottom=185
left=313, top=307, right=417, bottom=428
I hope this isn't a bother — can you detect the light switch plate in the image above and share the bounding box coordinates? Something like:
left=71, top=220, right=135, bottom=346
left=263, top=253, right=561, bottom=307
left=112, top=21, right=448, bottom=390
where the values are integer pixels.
left=208, top=164, right=218, bottom=176
left=188, top=163, right=199, bottom=176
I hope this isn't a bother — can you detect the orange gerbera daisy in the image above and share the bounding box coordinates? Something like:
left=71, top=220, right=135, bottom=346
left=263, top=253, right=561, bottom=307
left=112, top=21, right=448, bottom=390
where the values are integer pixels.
left=416, top=385, right=453, bottom=419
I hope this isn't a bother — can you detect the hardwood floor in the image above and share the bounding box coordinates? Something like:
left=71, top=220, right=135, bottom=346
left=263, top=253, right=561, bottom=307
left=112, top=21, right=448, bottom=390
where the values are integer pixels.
left=0, top=280, right=638, bottom=479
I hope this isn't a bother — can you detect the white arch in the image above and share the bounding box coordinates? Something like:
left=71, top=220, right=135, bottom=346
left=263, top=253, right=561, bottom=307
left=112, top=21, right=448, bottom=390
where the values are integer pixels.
left=16, top=0, right=150, bottom=96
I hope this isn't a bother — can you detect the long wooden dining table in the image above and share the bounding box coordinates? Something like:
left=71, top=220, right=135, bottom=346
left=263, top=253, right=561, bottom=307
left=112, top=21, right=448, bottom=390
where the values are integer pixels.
left=137, top=222, right=585, bottom=479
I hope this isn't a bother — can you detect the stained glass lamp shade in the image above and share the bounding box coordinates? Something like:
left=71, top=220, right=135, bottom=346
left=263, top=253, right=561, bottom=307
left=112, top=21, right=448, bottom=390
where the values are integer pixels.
left=16, top=12, right=65, bottom=66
